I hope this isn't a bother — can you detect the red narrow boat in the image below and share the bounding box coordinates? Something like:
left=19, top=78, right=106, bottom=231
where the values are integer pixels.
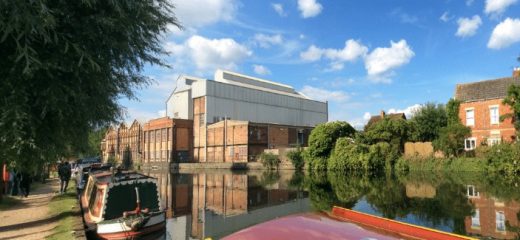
left=223, top=206, right=477, bottom=240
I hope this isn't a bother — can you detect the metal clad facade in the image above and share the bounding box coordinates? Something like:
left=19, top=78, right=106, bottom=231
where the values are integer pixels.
left=195, top=81, right=327, bottom=127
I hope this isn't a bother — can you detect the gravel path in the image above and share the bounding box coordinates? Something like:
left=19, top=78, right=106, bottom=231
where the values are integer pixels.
left=0, top=178, right=61, bottom=240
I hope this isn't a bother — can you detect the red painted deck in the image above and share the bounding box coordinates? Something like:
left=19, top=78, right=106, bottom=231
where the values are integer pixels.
left=331, top=207, right=476, bottom=240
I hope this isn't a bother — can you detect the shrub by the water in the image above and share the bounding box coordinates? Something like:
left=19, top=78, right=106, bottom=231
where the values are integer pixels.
left=304, top=121, right=356, bottom=170
left=486, top=143, right=520, bottom=178
left=286, top=149, right=304, bottom=170
left=367, top=142, right=400, bottom=171
left=259, top=152, right=279, bottom=169
left=328, top=138, right=369, bottom=171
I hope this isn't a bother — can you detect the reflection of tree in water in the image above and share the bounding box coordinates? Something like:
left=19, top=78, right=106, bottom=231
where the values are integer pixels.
left=258, top=171, right=281, bottom=187
left=288, top=171, right=305, bottom=190
left=364, top=174, right=411, bottom=219
left=306, top=170, right=474, bottom=235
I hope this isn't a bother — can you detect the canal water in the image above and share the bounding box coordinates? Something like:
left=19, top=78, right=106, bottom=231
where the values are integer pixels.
left=141, top=169, right=520, bottom=240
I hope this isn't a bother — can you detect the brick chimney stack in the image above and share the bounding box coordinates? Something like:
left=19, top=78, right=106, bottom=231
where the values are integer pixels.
left=380, top=110, right=386, bottom=118
left=514, top=67, right=520, bottom=78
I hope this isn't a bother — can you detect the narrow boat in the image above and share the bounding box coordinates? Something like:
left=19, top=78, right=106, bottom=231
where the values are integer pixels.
left=223, top=207, right=477, bottom=240
left=80, top=171, right=166, bottom=240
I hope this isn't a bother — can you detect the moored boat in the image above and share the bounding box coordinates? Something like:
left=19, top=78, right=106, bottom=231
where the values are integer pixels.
left=223, top=206, right=477, bottom=240
left=80, top=171, right=166, bottom=239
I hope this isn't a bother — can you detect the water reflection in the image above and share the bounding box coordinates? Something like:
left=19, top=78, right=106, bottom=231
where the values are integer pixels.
left=142, top=169, right=520, bottom=240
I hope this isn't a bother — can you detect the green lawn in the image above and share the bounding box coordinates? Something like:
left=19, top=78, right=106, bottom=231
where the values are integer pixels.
left=46, top=181, right=81, bottom=240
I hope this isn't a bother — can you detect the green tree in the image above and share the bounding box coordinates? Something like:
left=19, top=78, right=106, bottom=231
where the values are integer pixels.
left=362, top=118, right=409, bottom=153
left=0, top=1, right=179, bottom=172
left=304, top=121, right=356, bottom=170
left=432, top=123, right=471, bottom=157
left=501, top=84, right=520, bottom=138
left=409, top=103, right=447, bottom=142
left=446, top=98, right=462, bottom=126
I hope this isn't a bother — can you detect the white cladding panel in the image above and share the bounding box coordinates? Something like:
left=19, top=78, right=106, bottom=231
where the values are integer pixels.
left=166, top=90, right=192, bottom=119
left=202, top=81, right=327, bottom=126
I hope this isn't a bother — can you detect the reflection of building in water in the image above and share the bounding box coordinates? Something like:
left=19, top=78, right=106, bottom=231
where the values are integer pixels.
left=190, top=172, right=309, bottom=240
left=405, top=183, right=436, bottom=199
left=464, top=185, right=520, bottom=239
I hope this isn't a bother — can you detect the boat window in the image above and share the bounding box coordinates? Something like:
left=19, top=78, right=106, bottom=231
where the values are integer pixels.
left=103, top=182, right=160, bottom=220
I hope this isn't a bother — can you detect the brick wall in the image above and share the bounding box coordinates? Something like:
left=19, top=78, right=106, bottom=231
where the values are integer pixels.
left=459, top=99, right=516, bottom=146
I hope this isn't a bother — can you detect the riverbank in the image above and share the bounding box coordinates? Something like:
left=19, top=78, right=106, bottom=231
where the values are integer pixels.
left=395, top=157, right=488, bottom=172
left=0, top=179, right=85, bottom=240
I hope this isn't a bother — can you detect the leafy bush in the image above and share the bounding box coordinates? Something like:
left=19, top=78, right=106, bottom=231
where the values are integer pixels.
left=328, top=137, right=369, bottom=171
left=259, top=152, right=279, bottom=169
left=362, top=118, right=409, bottom=154
left=304, top=121, right=356, bottom=170
left=432, top=123, right=471, bottom=157
left=286, top=149, right=304, bottom=170
left=486, top=143, right=520, bottom=177
left=367, top=142, right=400, bottom=171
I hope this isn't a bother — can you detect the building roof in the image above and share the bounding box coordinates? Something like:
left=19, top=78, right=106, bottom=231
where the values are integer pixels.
left=454, top=77, right=520, bottom=102
left=365, top=111, right=406, bottom=130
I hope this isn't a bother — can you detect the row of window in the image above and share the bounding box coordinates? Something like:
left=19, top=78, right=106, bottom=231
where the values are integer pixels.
left=143, top=128, right=172, bottom=143
left=464, top=137, right=501, bottom=150
left=471, top=209, right=506, bottom=232
left=465, top=105, right=499, bottom=126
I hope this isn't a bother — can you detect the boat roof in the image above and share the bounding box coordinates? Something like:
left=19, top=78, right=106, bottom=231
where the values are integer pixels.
left=90, top=171, right=155, bottom=185
left=222, top=212, right=407, bottom=240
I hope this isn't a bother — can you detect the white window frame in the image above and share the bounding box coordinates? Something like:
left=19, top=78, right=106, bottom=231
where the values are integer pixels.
left=471, top=209, right=480, bottom=228
left=467, top=185, right=480, bottom=198
left=487, top=137, right=501, bottom=146
left=466, top=108, right=475, bottom=126
left=489, top=105, right=499, bottom=125
left=496, top=211, right=506, bottom=232
left=465, top=137, right=477, bottom=151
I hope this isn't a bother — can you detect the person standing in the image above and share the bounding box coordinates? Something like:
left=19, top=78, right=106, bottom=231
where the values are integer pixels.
left=58, top=162, right=71, bottom=193
left=20, top=171, right=31, bottom=198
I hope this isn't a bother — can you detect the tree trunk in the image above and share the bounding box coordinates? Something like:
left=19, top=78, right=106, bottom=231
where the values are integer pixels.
left=0, top=161, right=5, bottom=202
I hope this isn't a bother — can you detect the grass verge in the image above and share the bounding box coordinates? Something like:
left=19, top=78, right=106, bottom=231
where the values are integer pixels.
left=46, top=181, right=81, bottom=240
left=396, top=157, right=488, bottom=172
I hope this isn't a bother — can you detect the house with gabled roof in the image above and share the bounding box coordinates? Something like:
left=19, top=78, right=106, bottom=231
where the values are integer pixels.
left=454, top=69, right=520, bottom=150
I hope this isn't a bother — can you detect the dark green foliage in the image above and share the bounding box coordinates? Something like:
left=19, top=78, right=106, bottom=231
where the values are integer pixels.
left=432, top=123, right=471, bottom=157
left=408, top=103, right=447, bottom=142
left=328, top=138, right=369, bottom=171
left=485, top=143, right=520, bottom=179
left=0, top=1, right=179, bottom=170
left=259, top=152, right=279, bottom=169
left=362, top=118, right=409, bottom=153
left=446, top=99, right=462, bottom=126
left=286, top=149, right=304, bottom=170
left=501, top=85, right=520, bottom=137
left=367, top=142, right=400, bottom=171
left=304, top=121, right=356, bottom=170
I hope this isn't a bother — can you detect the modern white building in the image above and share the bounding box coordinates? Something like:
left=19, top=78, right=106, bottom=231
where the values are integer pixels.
left=165, top=69, right=328, bottom=127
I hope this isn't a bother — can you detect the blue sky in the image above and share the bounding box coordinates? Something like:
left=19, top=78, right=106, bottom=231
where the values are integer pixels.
left=120, top=0, right=520, bottom=129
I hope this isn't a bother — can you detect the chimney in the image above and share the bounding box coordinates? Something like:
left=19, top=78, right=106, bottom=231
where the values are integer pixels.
left=380, top=110, right=386, bottom=118
left=514, top=67, right=520, bottom=78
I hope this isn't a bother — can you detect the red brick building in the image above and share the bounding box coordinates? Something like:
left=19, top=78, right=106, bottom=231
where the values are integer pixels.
left=142, top=117, right=193, bottom=164
left=455, top=70, right=519, bottom=150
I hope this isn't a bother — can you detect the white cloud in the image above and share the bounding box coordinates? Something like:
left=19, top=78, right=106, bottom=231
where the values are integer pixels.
left=298, top=0, right=323, bottom=18
left=485, top=0, right=517, bottom=15
left=272, top=3, right=287, bottom=17
left=387, top=104, right=422, bottom=118
left=325, top=62, right=344, bottom=72
left=254, top=33, right=283, bottom=48
left=125, top=108, right=164, bottom=123
left=364, top=39, right=414, bottom=82
left=186, top=35, right=252, bottom=71
left=171, top=0, right=238, bottom=28
left=488, top=18, right=520, bottom=49
left=300, top=39, right=368, bottom=63
left=456, top=15, right=482, bottom=37
left=300, top=45, right=323, bottom=61
left=300, top=85, right=349, bottom=102
left=253, top=64, right=271, bottom=75
left=440, top=11, right=453, bottom=22
left=363, top=112, right=372, bottom=121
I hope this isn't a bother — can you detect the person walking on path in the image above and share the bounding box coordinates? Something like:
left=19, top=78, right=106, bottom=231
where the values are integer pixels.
left=58, top=162, right=71, bottom=193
